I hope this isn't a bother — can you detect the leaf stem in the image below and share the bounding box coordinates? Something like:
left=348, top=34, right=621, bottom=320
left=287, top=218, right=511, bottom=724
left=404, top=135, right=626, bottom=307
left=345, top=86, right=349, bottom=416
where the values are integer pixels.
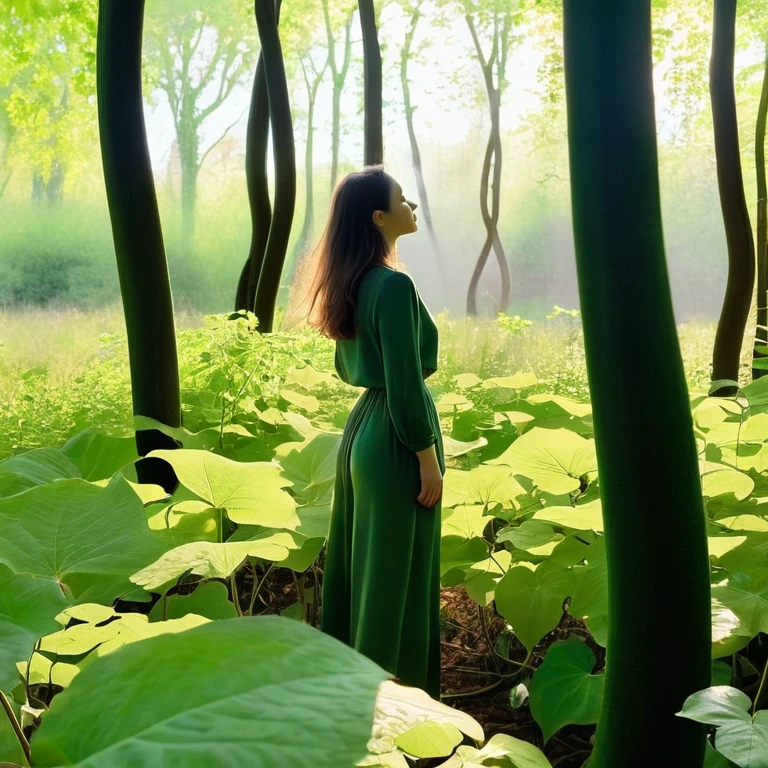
left=0, top=690, right=30, bottom=766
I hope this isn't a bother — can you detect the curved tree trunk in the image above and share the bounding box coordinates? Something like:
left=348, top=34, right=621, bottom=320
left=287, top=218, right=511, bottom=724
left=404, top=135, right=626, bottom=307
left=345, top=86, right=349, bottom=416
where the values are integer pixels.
left=401, top=7, right=442, bottom=269
left=465, top=15, right=511, bottom=316
left=287, top=57, right=328, bottom=286
left=710, top=0, right=756, bottom=393
left=235, top=52, right=272, bottom=312
left=753, top=39, right=768, bottom=379
left=97, top=0, right=180, bottom=492
left=253, top=0, right=296, bottom=333
left=358, top=0, right=383, bottom=166
left=563, top=1, right=710, bottom=764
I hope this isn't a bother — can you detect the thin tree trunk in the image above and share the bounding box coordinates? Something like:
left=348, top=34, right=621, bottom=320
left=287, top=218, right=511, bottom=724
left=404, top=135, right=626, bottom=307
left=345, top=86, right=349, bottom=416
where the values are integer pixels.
left=358, top=0, right=383, bottom=165
left=563, top=1, right=710, bottom=763
left=323, top=2, right=354, bottom=194
left=253, top=0, right=296, bottom=333
left=710, top=0, right=755, bottom=392
left=401, top=6, right=443, bottom=274
left=97, top=0, right=181, bottom=492
left=465, top=15, right=511, bottom=315
left=235, top=53, right=272, bottom=312
left=287, top=57, right=328, bottom=285
left=753, top=38, right=768, bottom=378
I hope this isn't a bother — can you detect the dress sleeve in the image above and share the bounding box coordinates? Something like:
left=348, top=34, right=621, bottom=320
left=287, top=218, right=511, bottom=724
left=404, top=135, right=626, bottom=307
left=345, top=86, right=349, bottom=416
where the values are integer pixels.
left=376, top=273, right=437, bottom=452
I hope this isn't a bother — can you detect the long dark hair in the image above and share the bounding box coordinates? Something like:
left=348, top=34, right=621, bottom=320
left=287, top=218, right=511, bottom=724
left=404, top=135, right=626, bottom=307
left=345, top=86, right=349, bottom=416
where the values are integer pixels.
left=292, top=165, right=399, bottom=340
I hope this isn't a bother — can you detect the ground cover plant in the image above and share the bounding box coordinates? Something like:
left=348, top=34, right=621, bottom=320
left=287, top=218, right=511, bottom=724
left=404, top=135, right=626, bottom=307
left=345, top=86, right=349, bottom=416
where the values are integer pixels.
left=1, top=309, right=766, bottom=766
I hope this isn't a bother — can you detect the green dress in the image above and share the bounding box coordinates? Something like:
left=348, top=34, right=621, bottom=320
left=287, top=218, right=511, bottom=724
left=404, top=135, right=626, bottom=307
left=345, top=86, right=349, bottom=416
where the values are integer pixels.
left=320, top=266, right=445, bottom=699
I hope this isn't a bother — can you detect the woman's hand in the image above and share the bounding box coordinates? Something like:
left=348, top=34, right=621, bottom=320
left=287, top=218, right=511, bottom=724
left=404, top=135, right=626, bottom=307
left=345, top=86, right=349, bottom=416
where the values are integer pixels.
left=415, top=444, right=443, bottom=509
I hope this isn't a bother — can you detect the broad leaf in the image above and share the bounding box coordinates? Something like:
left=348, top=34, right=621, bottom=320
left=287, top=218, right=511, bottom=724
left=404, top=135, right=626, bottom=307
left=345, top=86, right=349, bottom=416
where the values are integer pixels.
left=0, top=448, right=81, bottom=497
left=529, top=638, right=604, bottom=742
left=0, top=476, right=167, bottom=604
left=32, top=617, right=389, bottom=768
left=488, top=428, right=596, bottom=495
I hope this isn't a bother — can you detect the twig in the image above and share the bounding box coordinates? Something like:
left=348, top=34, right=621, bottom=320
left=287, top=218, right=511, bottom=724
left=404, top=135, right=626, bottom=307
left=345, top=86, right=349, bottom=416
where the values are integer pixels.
left=0, top=691, right=30, bottom=766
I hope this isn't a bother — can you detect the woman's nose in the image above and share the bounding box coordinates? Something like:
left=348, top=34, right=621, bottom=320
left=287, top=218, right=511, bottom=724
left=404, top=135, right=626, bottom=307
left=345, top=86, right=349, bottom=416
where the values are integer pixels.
left=408, top=200, right=418, bottom=211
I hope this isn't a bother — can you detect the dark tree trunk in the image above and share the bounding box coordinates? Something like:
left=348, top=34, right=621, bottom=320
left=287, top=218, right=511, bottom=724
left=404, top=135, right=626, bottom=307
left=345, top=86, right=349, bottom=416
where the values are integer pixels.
left=753, top=39, right=768, bottom=379
left=96, top=0, right=181, bottom=492
left=235, top=53, right=272, bottom=313
left=710, top=0, right=755, bottom=392
left=358, top=0, right=383, bottom=166
left=253, top=0, right=296, bottom=333
left=563, top=1, right=710, bottom=764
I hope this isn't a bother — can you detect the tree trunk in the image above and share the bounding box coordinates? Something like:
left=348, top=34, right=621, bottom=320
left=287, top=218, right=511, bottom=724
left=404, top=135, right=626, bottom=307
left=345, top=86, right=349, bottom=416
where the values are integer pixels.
left=358, top=0, right=383, bottom=166
left=287, top=59, right=327, bottom=286
left=178, top=96, right=200, bottom=259
left=235, top=53, right=272, bottom=313
left=401, top=6, right=444, bottom=279
left=710, top=0, right=756, bottom=392
left=253, top=0, right=296, bottom=333
left=96, top=0, right=181, bottom=492
left=323, top=3, right=354, bottom=194
left=753, top=39, right=768, bottom=379
left=562, top=1, right=710, bottom=764
left=465, top=16, right=511, bottom=316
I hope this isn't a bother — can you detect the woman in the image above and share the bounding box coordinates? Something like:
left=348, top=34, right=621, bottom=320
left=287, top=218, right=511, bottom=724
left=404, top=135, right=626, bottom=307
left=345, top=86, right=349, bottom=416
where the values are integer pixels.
left=302, top=165, right=445, bottom=698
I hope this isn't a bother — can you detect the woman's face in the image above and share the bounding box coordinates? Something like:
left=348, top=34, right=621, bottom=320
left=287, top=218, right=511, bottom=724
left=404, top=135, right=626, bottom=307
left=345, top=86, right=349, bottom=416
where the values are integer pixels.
left=372, top=177, right=418, bottom=242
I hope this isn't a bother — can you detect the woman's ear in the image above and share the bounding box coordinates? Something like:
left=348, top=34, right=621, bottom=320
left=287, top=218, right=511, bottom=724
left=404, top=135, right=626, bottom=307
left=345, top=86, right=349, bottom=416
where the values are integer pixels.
left=372, top=210, right=384, bottom=228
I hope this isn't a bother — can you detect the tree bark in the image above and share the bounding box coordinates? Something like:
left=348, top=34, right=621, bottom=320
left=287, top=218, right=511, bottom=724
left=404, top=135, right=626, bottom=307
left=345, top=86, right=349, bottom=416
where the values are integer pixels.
left=710, top=0, right=755, bottom=392
left=253, top=0, right=296, bottom=333
left=753, top=38, right=768, bottom=379
left=96, top=0, right=181, bottom=492
left=235, top=53, right=272, bottom=312
left=563, top=1, right=710, bottom=764
left=358, top=0, right=383, bottom=166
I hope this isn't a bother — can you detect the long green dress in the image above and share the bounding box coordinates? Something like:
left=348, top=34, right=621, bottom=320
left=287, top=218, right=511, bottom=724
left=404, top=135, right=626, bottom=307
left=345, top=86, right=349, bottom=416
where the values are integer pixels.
left=320, top=265, right=445, bottom=699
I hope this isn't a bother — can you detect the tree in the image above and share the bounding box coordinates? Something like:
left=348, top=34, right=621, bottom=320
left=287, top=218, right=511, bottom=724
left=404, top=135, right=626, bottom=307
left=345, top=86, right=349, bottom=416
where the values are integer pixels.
left=235, top=53, right=272, bottom=313
left=253, top=0, right=297, bottom=333
left=322, top=0, right=356, bottom=194
left=756, top=40, right=768, bottom=378
left=358, top=0, right=383, bottom=165
left=710, top=0, right=756, bottom=393
left=397, top=0, right=444, bottom=270
left=96, top=0, right=181, bottom=492
left=0, top=0, right=98, bottom=203
left=142, top=0, right=259, bottom=257
left=460, top=0, right=521, bottom=315
left=562, top=1, right=711, bottom=764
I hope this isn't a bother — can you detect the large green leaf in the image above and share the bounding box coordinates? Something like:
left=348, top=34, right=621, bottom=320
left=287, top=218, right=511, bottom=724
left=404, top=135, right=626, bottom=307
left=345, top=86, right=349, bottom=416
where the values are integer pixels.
left=148, top=580, right=237, bottom=622
left=494, top=561, right=569, bottom=652
left=0, top=567, right=70, bottom=692
left=442, top=466, right=527, bottom=510
left=366, top=680, right=484, bottom=760
left=148, top=449, right=299, bottom=529
left=678, top=686, right=768, bottom=768
left=435, top=733, right=552, bottom=767
left=0, top=448, right=81, bottom=497
left=395, top=722, right=463, bottom=759
left=529, top=638, right=604, bottom=742
left=442, top=505, right=492, bottom=540
left=711, top=598, right=754, bottom=658
left=0, top=476, right=167, bottom=604
left=487, top=428, right=596, bottom=495
left=130, top=534, right=296, bottom=592
left=60, top=428, right=140, bottom=482
left=276, top=433, right=340, bottom=505
left=32, top=616, right=389, bottom=768
left=533, top=500, right=603, bottom=532
left=711, top=570, right=768, bottom=638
